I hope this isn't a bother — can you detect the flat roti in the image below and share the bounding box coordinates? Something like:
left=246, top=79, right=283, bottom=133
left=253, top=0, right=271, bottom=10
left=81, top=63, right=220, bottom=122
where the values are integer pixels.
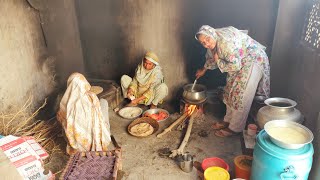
left=130, top=123, right=154, bottom=137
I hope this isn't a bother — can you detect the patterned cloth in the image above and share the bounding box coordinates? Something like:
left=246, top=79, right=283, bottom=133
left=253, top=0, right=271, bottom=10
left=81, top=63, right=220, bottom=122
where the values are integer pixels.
left=122, top=53, right=168, bottom=105
left=224, top=63, right=263, bottom=132
left=197, top=26, right=270, bottom=110
left=121, top=75, right=168, bottom=106
left=57, top=73, right=111, bottom=154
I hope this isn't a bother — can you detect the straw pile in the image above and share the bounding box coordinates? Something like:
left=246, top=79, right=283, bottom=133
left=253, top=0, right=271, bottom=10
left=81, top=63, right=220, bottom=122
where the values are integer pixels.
left=0, top=95, right=62, bottom=156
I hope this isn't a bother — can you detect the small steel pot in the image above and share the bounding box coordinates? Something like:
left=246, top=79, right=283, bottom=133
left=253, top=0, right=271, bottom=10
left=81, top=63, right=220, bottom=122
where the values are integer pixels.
left=176, top=153, right=194, bottom=173
left=182, top=84, right=207, bottom=104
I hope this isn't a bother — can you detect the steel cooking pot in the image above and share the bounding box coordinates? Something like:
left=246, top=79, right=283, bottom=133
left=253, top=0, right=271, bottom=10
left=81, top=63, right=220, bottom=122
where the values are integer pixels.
left=256, top=97, right=303, bottom=129
left=182, top=84, right=207, bottom=104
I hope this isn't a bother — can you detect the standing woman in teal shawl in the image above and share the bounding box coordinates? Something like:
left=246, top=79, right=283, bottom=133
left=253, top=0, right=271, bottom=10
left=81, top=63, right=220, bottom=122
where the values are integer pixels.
left=195, top=25, right=270, bottom=137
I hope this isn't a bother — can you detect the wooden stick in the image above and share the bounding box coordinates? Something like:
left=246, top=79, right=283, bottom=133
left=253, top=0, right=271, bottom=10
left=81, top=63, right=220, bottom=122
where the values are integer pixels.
left=113, top=155, right=121, bottom=180
left=170, top=110, right=197, bottom=158
left=156, top=112, right=189, bottom=138
left=113, top=148, right=122, bottom=180
left=176, top=114, right=191, bottom=130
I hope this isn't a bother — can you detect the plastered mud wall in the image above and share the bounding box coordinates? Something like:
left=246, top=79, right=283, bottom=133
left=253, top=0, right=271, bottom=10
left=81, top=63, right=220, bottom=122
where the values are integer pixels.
left=76, top=0, right=189, bottom=102
left=116, top=1, right=189, bottom=101
left=75, top=0, right=277, bottom=102
left=271, top=0, right=318, bottom=131
left=270, top=1, right=320, bottom=178
left=39, top=0, right=85, bottom=84
left=0, top=0, right=278, bottom=111
left=0, top=0, right=55, bottom=112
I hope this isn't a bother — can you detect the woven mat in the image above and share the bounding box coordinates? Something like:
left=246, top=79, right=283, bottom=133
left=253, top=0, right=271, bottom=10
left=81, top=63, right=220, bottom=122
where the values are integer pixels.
left=60, top=151, right=121, bottom=180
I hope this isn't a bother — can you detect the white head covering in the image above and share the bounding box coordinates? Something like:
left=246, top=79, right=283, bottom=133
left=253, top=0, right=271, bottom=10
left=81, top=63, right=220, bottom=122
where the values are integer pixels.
left=135, top=52, right=163, bottom=85
left=58, top=72, right=111, bottom=154
left=136, top=61, right=163, bottom=85
left=195, top=25, right=218, bottom=41
left=144, top=51, right=159, bottom=66
left=145, top=56, right=159, bottom=66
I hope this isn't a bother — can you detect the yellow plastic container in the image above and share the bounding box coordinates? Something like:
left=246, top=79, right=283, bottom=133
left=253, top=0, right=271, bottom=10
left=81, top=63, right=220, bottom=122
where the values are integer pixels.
left=204, top=167, right=230, bottom=180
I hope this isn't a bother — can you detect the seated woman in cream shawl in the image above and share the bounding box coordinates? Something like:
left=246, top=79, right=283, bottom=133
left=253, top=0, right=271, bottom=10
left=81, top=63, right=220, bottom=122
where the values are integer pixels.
left=57, top=72, right=111, bottom=155
left=121, top=52, right=168, bottom=109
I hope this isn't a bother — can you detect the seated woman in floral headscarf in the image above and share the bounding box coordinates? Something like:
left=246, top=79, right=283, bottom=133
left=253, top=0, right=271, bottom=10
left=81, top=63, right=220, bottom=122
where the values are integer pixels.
left=121, top=52, right=168, bottom=109
left=57, top=72, right=111, bottom=155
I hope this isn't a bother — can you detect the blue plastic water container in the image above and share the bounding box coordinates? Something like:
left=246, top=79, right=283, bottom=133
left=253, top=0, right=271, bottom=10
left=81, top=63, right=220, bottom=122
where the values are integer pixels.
left=251, top=130, right=313, bottom=180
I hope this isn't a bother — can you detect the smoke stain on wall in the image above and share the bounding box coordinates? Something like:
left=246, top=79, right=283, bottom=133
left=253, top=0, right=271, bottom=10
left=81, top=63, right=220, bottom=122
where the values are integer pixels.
left=0, top=0, right=55, bottom=112
left=76, top=0, right=277, bottom=103
left=117, top=0, right=188, bottom=101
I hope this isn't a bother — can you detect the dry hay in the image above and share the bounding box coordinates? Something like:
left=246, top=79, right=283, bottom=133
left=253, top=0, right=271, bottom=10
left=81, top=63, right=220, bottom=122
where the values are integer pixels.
left=0, top=95, right=62, bottom=157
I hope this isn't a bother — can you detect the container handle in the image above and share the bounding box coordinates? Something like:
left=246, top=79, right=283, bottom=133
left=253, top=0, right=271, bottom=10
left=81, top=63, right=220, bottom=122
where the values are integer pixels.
left=280, top=166, right=298, bottom=180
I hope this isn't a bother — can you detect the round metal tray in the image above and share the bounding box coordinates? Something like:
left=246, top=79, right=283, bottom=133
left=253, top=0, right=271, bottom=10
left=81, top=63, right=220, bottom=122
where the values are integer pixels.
left=118, top=107, right=143, bottom=119
left=142, top=108, right=170, bottom=122
left=264, top=120, right=313, bottom=149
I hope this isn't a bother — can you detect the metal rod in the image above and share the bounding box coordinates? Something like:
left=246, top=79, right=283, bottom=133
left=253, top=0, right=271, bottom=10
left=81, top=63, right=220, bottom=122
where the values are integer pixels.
left=191, top=79, right=197, bottom=91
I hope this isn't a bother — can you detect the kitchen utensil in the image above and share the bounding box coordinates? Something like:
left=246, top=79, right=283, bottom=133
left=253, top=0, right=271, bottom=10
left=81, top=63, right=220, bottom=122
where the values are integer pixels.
left=127, top=117, right=159, bottom=137
left=142, top=108, right=170, bottom=122
left=202, top=157, right=229, bottom=171
left=118, top=107, right=142, bottom=119
left=204, top=167, right=230, bottom=180
left=182, top=84, right=207, bottom=104
left=264, top=120, right=313, bottom=149
left=234, top=155, right=253, bottom=179
left=176, top=153, right=194, bottom=173
left=256, top=97, right=303, bottom=129
left=191, top=79, right=197, bottom=92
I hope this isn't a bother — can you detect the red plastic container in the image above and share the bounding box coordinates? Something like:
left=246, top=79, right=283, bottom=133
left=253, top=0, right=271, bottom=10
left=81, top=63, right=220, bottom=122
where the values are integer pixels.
left=201, top=157, right=230, bottom=172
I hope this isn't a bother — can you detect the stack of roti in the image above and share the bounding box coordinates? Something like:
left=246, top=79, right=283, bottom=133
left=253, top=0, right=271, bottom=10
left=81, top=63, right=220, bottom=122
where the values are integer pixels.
left=130, top=123, right=154, bottom=137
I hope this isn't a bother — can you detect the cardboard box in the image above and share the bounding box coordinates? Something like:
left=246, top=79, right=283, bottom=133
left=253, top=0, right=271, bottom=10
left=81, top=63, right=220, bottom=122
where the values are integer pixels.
left=0, top=136, right=53, bottom=180
left=0, top=149, right=23, bottom=180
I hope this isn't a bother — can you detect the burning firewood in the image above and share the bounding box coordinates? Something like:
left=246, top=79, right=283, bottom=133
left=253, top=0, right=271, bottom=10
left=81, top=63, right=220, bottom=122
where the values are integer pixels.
left=169, top=110, right=197, bottom=158
left=157, top=104, right=197, bottom=138
left=176, top=116, right=189, bottom=130
left=156, top=112, right=189, bottom=138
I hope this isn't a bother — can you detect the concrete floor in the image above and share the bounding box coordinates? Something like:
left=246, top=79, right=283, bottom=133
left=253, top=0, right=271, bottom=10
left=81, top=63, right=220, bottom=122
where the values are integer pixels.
left=109, top=102, right=242, bottom=180
left=49, top=101, right=242, bottom=179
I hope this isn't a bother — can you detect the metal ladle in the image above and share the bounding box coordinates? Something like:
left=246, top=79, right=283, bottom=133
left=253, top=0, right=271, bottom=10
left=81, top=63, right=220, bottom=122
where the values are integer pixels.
left=191, top=79, right=197, bottom=92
